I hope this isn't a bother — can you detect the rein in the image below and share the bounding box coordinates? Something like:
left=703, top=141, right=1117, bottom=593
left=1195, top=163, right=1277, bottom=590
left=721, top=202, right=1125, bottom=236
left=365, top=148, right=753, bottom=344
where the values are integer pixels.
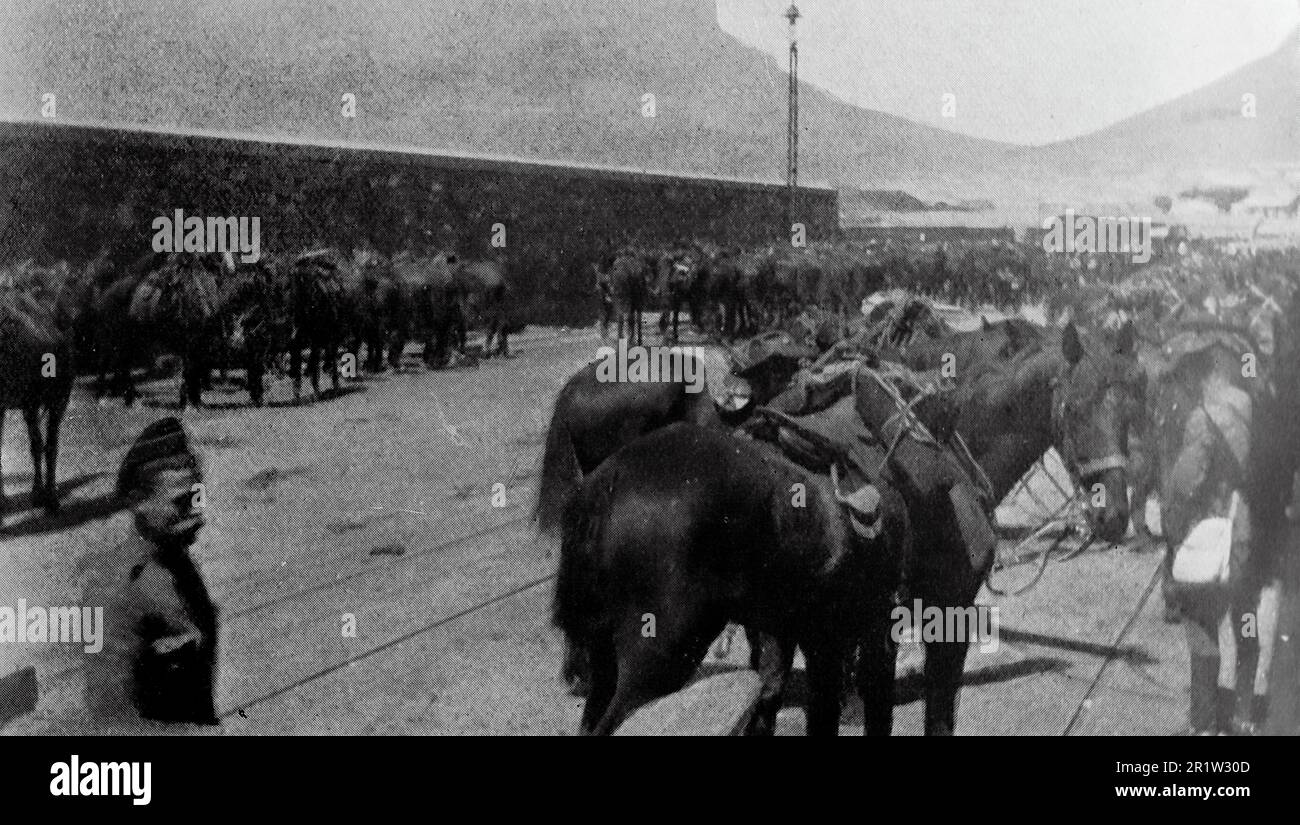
left=1050, top=367, right=1128, bottom=488
left=855, top=363, right=997, bottom=508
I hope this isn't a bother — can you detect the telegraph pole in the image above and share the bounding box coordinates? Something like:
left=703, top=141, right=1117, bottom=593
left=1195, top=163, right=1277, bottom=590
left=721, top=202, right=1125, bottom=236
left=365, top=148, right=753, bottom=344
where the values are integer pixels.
left=785, top=4, right=800, bottom=235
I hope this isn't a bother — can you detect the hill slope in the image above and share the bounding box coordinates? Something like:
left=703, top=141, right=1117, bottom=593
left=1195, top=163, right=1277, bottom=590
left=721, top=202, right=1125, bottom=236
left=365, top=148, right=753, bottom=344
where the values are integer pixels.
left=0, top=0, right=1010, bottom=193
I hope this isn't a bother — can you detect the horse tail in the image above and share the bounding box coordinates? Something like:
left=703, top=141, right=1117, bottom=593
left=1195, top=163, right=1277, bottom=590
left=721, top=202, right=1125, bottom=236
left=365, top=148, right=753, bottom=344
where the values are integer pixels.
left=534, top=404, right=581, bottom=537
left=552, top=468, right=611, bottom=688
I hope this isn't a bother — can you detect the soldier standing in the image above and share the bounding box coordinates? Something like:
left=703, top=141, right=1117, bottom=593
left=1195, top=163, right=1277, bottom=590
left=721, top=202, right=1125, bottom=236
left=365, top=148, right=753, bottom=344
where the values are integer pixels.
left=84, top=417, right=220, bottom=726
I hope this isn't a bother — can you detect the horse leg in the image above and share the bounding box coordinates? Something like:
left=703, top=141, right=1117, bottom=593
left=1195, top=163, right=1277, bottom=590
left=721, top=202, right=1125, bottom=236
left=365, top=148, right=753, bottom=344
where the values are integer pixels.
left=745, top=630, right=795, bottom=736
left=326, top=341, right=340, bottom=392
left=923, top=636, right=971, bottom=736
left=290, top=341, right=303, bottom=404
left=119, top=350, right=137, bottom=407
left=497, top=313, right=509, bottom=357
left=23, top=406, right=45, bottom=509
left=43, top=397, right=67, bottom=513
left=247, top=349, right=265, bottom=407
left=0, top=411, right=6, bottom=526
left=857, top=616, right=899, bottom=736
left=307, top=345, right=321, bottom=398
left=803, top=641, right=846, bottom=736
left=578, top=636, right=617, bottom=735
left=590, top=608, right=720, bottom=736
left=455, top=310, right=467, bottom=355
left=180, top=354, right=202, bottom=410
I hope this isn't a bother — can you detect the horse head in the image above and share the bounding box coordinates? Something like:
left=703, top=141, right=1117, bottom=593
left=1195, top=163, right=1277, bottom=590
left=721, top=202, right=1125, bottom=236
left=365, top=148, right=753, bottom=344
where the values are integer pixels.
left=1052, top=320, right=1145, bottom=543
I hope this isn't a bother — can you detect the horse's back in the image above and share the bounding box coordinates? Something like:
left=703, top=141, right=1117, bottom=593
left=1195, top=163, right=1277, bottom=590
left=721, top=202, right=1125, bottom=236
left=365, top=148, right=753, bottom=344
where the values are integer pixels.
left=0, top=291, right=72, bottom=407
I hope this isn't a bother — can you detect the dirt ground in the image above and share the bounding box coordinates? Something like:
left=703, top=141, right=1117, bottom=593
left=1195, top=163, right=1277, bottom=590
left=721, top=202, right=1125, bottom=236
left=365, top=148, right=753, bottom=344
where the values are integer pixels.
left=1, top=324, right=1190, bottom=735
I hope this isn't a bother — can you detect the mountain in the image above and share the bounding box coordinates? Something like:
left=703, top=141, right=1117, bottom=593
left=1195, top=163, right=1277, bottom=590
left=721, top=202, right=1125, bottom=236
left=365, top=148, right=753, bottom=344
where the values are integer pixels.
left=0, top=1, right=1292, bottom=214
left=0, top=0, right=1012, bottom=193
left=1018, top=26, right=1298, bottom=194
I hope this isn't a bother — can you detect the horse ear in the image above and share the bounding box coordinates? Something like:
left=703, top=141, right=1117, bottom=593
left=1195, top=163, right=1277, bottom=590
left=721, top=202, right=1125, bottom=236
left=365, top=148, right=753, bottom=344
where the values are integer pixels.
left=1115, top=320, right=1136, bottom=357
left=1062, top=322, right=1084, bottom=365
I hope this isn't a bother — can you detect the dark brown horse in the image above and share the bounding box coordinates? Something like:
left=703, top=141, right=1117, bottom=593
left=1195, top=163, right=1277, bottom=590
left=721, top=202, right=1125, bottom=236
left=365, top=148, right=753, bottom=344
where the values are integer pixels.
left=455, top=257, right=512, bottom=358
left=1, top=289, right=74, bottom=527
left=346, top=250, right=409, bottom=373
left=220, top=255, right=291, bottom=407
left=610, top=250, right=650, bottom=346
left=555, top=422, right=910, bottom=735
left=127, top=252, right=223, bottom=409
left=69, top=251, right=163, bottom=406
left=287, top=249, right=349, bottom=404
left=534, top=351, right=726, bottom=539
left=894, top=319, right=1142, bottom=544
left=393, top=252, right=464, bottom=369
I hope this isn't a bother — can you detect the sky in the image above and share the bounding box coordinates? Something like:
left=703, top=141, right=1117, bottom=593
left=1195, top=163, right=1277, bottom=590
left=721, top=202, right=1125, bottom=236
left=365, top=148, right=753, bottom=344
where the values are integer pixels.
left=717, top=0, right=1299, bottom=145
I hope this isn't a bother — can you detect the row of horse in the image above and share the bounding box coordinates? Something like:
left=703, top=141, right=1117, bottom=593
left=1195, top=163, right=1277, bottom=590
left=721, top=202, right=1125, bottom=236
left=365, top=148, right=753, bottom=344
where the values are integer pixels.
left=8, top=248, right=513, bottom=407
left=0, top=247, right=511, bottom=527
left=536, top=276, right=1300, bottom=734
left=599, top=242, right=910, bottom=344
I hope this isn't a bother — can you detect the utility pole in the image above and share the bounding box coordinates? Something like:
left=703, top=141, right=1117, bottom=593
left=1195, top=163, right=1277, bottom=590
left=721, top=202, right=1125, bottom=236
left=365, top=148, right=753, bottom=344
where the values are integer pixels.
left=785, top=4, right=800, bottom=236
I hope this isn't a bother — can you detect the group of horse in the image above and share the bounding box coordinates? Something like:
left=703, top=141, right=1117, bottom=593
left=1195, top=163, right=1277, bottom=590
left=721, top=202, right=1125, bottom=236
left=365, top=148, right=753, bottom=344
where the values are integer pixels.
left=598, top=241, right=910, bottom=345
left=541, top=239, right=1300, bottom=735
left=0, top=247, right=512, bottom=528
left=537, top=285, right=1157, bottom=734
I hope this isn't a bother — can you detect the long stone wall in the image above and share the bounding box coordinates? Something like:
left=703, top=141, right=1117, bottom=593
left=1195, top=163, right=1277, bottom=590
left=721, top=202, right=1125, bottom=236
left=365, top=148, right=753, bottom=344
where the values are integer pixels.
left=0, top=121, right=839, bottom=326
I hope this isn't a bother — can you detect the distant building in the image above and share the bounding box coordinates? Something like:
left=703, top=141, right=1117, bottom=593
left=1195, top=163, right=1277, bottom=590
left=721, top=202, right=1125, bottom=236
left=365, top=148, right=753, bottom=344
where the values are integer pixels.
left=1233, top=186, right=1300, bottom=219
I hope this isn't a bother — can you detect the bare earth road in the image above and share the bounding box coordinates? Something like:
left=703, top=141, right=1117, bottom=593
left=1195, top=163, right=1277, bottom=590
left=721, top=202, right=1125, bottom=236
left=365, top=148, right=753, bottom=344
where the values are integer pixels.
left=1, top=327, right=1186, bottom=735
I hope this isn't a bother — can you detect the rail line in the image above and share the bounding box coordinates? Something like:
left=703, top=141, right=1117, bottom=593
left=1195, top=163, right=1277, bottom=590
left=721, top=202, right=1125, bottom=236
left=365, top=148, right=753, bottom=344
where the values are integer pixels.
left=222, top=509, right=536, bottom=621
left=220, top=567, right=557, bottom=719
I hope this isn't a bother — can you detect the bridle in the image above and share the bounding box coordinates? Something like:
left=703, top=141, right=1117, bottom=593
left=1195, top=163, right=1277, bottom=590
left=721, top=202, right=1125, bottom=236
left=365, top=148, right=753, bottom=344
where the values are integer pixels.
left=1050, top=367, right=1129, bottom=486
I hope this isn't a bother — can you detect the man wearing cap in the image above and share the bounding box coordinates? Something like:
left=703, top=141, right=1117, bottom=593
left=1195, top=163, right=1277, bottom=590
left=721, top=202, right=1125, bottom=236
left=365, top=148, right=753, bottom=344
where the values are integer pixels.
left=84, top=417, right=220, bottom=726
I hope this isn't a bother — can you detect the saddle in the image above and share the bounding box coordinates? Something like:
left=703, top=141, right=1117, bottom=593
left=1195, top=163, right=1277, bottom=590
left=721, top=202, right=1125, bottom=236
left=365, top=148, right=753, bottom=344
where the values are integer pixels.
left=749, top=358, right=998, bottom=574
left=745, top=397, right=885, bottom=540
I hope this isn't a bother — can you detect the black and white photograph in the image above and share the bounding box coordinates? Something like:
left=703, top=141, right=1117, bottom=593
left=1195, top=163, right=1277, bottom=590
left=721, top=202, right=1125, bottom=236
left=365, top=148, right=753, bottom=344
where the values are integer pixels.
left=0, top=0, right=1298, bottom=753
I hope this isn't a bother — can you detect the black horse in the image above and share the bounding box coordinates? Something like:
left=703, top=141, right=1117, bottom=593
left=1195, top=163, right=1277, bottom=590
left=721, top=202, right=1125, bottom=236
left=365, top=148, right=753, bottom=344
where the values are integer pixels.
left=127, top=252, right=223, bottom=409
left=540, top=319, right=1142, bottom=734
left=556, top=422, right=910, bottom=735
left=0, top=289, right=74, bottom=527
left=610, top=250, right=650, bottom=346
left=534, top=345, right=806, bottom=538
left=287, top=249, right=349, bottom=404
left=534, top=352, right=724, bottom=538
left=221, top=256, right=291, bottom=407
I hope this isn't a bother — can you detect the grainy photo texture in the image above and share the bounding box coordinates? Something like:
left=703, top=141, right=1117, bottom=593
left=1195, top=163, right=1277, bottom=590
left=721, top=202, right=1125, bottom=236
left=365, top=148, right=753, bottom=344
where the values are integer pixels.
left=1, top=0, right=1298, bottom=737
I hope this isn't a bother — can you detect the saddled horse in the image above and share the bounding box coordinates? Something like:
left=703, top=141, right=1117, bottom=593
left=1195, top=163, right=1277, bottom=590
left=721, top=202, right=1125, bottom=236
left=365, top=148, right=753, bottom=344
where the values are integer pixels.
left=221, top=255, right=291, bottom=407
left=534, top=340, right=811, bottom=539
left=540, top=316, right=1143, bottom=734
left=393, top=251, right=464, bottom=369
left=70, top=251, right=164, bottom=405
left=127, top=252, right=223, bottom=409
left=556, top=422, right=911, bottom=735
left=610, top=250, right=650, bottom=346
left=753, top=323, right=1139, bottom=736
left=0, top=289, right=74, bottom=527
left=891, top=323, right=1141, bottom=733
left=347, top=250, right=409, bottom=373
left=655, top=249, right=698, bottom=344
left=534, top=349, right=729, bottom=539
left=287, top=249, right=350, bottom=403
left=455, top=257, right=512, bottom=359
